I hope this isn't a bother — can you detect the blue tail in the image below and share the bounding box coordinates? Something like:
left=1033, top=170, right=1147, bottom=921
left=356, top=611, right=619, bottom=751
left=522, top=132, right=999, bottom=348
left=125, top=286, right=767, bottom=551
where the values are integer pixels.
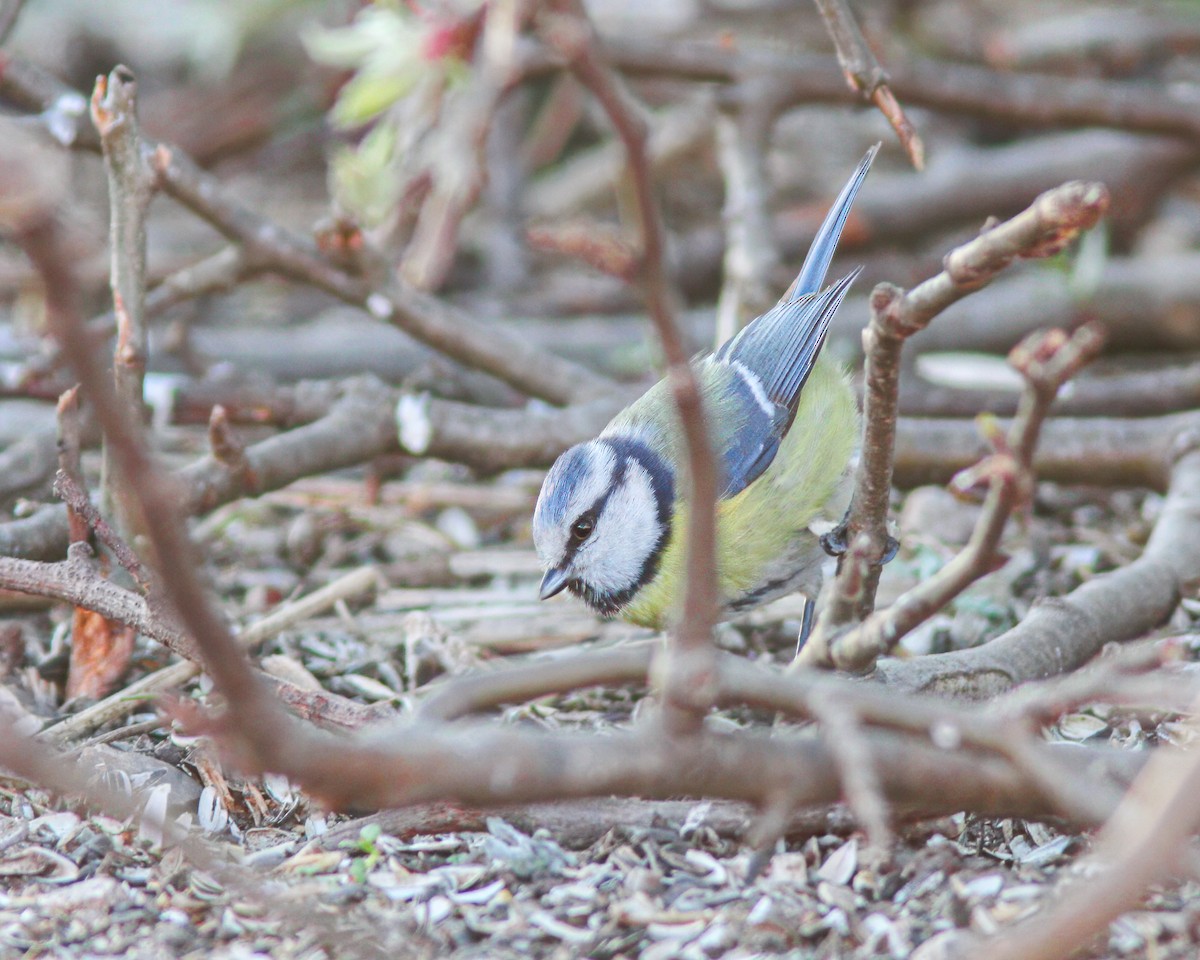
left=790, top=143, right=879, bottom=298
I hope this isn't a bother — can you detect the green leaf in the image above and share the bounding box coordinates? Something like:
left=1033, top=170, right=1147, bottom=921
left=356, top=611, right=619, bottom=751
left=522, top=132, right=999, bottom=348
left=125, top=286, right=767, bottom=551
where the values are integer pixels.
left=331, top=69, right=419, bottom=126
left=301, top=7, right=419, bottom=69
left=359, top=823, right=383, bottom=846
left=330, top=124, right=402, bottom=227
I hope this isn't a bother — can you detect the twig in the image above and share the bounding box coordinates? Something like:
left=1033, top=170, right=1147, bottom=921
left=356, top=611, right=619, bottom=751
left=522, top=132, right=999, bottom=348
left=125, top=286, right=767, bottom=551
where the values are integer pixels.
left=803, top=180, right=1109, bottom=668
left=520, top=72, right=583, bottom=172
left=91, top=66, right=156, bottom=541
left=42, top=565, right=381, bottom=743
left=525, top=220, right=638, bottom=280
left=206, top=405, right=253, bottom=488
left=55, top=386, right=88, bottom=546
left=524, top=98, right=713, bottom=220
left=400, top=2, right=530, bottom=290
left=893, top=411, right=1197, bottom=493
left=968, top=692, right=1200, bottom=960
left=814, top=324, right=1105, bottom=672
left=322, top=797, right=846, bottom=851
left=416, top=642, right=654, bottom=722
left=812, top=0, right=924, bottom=169
left=875, top=442, right=1200, bottom=697
left=183, top=375, right=398, bottom=514
left=52, top=469, right=152, bottom=592
left=415, top=638, right=1177, bottom=824
left=713, top=89, right=781, bottom=344
left=899, top=358, right=1200, bottom=419
left=605, top=36, right=1200, bottom=143
left=807, top=690, right=893, bottom=856
left=987, top=640, right=1185, bottom=725
left=0, top=548, right=190, bottom=658
left=0, top=0, right=23, bottom=46
left=0, top=57, right=612, bottom=408
left=540, top=0, right=719, bottom=733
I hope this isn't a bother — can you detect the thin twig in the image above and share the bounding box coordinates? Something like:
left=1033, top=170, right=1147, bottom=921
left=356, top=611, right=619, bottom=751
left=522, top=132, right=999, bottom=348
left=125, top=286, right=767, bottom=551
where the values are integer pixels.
left=713, top=89, right=780, bottom=343
left=55, top=386, right=88, bottom=546
left=801, top=181, right=1109, bottom=667
left=819, top=324, right=1105, bottom=672
left=812, top=0, right=924, bottom=169
left=969, top=688, right=1200, bottom=960
left=0, top=0, right=24, bottom=46
left=52, top=469, right=152, bottom=592
left=41, top=565, right=381, bottom=743
left=91, top=66, right=156, bottom=541
left=540, top=0, right=719, bottom=734
left=400, top=2, right=530, bottom=290
left=808, top=690, right=893, bottom=856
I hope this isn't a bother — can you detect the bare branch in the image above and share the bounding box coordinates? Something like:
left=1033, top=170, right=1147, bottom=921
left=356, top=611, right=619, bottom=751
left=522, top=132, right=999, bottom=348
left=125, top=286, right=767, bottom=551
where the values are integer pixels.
left=606, top=37, right=1200, bottom=143
left=52, top=469, right=151, bottom=592
left=815, top=324, right=1105, bottom=672
left=894, top=411, right=1196, bottom=493
left=0, top=550, right=190, bottom=659
left=876, top=442, right=1200, bottom=697
left=0, top=57, right=613, bottom=407
left=806, top=181, right=1109, bottom=664
left=91, top=66, right=156, bottom=540
left=540, top=0, right=719, bottom=733
left=965, top=696, right=1200, bottom=960
left=812, top=0, right=924, bottom=169
left=713, top=90, right=781, bottom=343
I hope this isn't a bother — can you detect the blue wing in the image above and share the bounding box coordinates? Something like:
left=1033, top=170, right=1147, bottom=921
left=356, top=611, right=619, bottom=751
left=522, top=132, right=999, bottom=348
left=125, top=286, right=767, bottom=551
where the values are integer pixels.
left=713, top=271, right=860, bottom=498
left=709, top=145, right=876, bottom=499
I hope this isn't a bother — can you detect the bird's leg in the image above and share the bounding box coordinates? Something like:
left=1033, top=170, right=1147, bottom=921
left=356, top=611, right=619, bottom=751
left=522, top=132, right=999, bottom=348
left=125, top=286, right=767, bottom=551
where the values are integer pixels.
left=795, top=596, right=816, bottom=656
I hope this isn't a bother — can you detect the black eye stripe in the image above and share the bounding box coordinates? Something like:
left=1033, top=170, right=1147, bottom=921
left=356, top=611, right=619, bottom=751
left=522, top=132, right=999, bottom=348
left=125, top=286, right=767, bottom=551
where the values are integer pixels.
left=562, top=437, right=677, bottom=618
left=561, top=462, right=623, bottom=564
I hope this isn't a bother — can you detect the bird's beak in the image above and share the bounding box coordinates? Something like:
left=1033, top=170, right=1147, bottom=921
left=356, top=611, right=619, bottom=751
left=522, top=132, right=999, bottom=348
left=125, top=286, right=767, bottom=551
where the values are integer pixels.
left=539, top=566, right=571, bottom=600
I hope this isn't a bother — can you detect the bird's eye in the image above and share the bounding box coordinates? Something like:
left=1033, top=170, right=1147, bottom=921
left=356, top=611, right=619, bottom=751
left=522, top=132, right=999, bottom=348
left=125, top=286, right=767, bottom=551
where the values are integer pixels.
left=570, top=515, right=595, bottom=542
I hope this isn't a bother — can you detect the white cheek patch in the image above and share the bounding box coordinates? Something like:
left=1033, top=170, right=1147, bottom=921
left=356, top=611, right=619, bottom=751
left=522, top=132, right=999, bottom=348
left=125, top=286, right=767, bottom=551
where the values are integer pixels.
left=575, top=460, right=661, bottom=595
left=533, top=442, right=617, bottom=566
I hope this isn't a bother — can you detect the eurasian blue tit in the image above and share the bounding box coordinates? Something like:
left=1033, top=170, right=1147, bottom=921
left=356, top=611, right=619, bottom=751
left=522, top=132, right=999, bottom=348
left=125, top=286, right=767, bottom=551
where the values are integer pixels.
left=533, top=146, right=876, bottom=630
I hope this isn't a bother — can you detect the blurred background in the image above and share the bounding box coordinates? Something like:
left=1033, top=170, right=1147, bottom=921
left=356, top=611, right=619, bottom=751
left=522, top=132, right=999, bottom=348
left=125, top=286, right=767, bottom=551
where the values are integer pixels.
left=5, top=0, right=1200, bottom=391
left=2, top=0, right=1199, bottom=650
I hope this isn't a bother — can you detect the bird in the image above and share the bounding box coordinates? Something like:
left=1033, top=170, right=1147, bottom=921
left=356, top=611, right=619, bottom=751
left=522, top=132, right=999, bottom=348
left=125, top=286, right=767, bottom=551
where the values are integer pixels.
left=532, top=145, right=876, bottom=634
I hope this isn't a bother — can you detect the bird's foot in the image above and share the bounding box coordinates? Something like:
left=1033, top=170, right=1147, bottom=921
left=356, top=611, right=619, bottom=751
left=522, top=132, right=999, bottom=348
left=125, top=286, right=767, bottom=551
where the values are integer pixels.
left=820, top=513, right=899, bottom=564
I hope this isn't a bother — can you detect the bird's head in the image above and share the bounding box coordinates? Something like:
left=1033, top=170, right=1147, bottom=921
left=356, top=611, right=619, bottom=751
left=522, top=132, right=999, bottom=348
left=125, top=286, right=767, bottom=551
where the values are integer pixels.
left=532, top=435, right=675, bottom=617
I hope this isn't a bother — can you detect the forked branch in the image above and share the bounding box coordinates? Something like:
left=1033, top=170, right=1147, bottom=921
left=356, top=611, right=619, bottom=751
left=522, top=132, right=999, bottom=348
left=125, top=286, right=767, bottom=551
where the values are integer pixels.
left=802, top=181, right=1109, bottom=668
